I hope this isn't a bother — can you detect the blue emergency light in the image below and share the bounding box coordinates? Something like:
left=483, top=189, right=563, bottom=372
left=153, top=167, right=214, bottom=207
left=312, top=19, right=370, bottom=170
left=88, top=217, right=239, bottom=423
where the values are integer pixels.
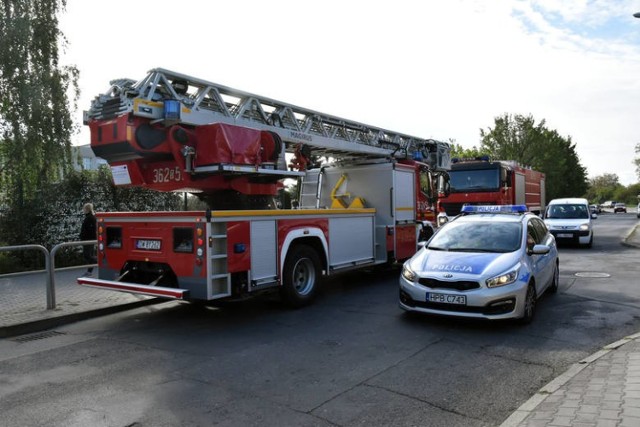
left=164, top=99, right=181, bottom=121
left=461, top=205, right=528, bottom=214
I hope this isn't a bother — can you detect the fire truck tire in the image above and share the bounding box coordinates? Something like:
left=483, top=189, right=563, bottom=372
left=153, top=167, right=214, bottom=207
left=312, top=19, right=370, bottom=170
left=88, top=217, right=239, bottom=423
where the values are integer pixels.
left=281, top=244, right=321, bottom=308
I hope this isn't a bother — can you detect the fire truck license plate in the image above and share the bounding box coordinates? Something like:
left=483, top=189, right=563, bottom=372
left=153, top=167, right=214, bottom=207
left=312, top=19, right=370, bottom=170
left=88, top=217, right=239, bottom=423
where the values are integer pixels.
left=427, top=292, right=466, bottom=305
left=135, top=239, right=161, bottom=250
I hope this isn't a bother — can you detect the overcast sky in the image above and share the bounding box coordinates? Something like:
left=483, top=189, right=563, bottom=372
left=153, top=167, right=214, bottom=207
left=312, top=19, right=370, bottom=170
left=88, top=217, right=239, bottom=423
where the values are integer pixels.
left=59, top=0, right=640, bottom=185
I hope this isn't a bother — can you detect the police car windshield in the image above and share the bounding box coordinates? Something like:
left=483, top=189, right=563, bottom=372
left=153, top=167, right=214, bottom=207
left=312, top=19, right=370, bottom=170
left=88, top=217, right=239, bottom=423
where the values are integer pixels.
left=546, top=204, right=589, bottom=219
left=428, top=221, right=522, bottom=253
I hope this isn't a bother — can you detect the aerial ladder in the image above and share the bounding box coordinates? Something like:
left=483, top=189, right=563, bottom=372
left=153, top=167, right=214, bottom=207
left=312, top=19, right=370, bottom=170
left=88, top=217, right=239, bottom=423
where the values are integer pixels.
left=84, top=68, right=451, bottom=209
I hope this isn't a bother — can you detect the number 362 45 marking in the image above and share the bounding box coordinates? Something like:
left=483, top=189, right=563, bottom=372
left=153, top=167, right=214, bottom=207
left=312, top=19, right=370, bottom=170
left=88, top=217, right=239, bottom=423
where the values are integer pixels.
left=152, top=167, right=182, bottom=183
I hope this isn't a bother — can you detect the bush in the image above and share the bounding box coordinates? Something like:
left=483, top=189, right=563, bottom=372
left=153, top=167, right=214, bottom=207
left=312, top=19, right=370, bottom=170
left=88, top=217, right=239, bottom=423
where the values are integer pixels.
left=0, top=168, right=182, bottom=273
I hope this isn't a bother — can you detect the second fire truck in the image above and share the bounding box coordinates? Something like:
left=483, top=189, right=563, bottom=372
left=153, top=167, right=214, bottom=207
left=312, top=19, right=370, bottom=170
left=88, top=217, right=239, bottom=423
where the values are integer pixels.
left=436, top=157, right=545, bottom=227
left=78, top=68, right=451, bottom=307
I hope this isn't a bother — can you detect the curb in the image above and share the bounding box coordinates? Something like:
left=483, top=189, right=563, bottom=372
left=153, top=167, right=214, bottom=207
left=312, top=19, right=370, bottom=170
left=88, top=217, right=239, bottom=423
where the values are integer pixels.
left=621, top=223, right=640, bottom=249
left=0, top=298, right=162, bottom=339
left=499, top=332, right=640, bottom=427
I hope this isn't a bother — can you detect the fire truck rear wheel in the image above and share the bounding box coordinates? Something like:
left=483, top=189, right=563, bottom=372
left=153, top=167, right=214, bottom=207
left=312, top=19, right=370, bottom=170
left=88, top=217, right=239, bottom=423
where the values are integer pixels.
left=281, top=245, right=321, bottom=308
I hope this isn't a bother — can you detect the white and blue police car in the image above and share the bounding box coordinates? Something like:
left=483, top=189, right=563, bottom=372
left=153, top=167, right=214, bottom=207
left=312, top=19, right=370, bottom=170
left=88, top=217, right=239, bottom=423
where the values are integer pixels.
left=399, top=205, right=559, bottom=323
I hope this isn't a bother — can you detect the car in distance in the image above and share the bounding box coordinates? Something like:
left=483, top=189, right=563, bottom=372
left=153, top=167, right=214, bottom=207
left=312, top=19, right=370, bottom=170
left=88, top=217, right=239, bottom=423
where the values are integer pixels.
left=543, top=198, right=595, bottom=248
left=399, top=205, right=559, bottom=323
left=614, top=203, right=627, bottom=213
left=589, top=204, right=601, bottom=214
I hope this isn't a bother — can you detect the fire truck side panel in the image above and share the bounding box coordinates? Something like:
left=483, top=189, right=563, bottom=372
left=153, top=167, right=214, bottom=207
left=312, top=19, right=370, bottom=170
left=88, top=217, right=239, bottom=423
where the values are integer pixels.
left=394, top=169, right=416, bottom=222
left=328, top=216, right=375, bottom=271
left=524, top=173, right=545, bottom=213
left=515, top=172, right=526, bottom=205
left=250, top=220, right=278, bottom=285
left=393, top=168, right=418, bottom=261
left=226, top=221, right=251, bottom=273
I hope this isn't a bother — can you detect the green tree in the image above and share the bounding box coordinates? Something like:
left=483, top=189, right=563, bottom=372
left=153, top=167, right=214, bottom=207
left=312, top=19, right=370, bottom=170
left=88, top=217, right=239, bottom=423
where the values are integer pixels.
left=584, top=173, right=621, bottom=204
left=612, top=182, right=640, bottom=206
left=0, top=0, right=79, bottom=240
left=449, top=143, right=488, bottom=160
left=480, top=113, right=588, bottom=201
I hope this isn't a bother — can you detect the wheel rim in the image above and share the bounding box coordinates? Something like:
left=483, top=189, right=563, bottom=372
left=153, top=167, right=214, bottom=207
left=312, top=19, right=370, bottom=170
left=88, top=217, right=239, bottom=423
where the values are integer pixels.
left=291, top=258, right=315, bottom=296
left=524, top=285, right=536, bottom=318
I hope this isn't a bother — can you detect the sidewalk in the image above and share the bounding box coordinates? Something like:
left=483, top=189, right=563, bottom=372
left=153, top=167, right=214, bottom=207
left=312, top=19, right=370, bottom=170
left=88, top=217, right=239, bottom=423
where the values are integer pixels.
left=0, top=266, right=158, bottom=338
left=502, top=221, right=640, bottom=427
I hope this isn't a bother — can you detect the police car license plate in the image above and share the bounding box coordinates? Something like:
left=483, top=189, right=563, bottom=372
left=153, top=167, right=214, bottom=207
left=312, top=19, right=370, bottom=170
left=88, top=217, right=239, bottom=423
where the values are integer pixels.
left=427, top=292, right=466, bottom=305
left=135, top=239, right=161, bottom=250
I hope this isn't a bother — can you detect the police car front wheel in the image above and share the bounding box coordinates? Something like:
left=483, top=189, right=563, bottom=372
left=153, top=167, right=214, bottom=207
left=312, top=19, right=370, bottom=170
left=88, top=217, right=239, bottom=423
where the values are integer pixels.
left=520, top=283, right=537, bottom=324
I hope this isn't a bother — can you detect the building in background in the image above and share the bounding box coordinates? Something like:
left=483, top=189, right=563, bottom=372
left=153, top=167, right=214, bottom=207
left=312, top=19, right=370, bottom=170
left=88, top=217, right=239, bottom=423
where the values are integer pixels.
left=72, top=144, right=107, bottom=171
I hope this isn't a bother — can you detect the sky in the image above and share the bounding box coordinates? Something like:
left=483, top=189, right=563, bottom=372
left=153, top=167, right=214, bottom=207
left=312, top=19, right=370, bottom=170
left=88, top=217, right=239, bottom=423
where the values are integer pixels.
left=58, top=0, right=640, bottom=186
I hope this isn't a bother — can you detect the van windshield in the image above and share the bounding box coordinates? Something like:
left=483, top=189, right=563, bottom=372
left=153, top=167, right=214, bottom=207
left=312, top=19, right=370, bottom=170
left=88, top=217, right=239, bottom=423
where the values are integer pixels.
left=546, top=204, right=589, bottom=219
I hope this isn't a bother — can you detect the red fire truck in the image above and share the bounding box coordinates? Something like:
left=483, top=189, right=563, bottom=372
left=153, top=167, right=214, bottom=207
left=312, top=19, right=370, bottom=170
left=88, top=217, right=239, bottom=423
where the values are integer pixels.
left=77, top=68, right=451, bottom=307
left=436, top=157, right=545, bottom=227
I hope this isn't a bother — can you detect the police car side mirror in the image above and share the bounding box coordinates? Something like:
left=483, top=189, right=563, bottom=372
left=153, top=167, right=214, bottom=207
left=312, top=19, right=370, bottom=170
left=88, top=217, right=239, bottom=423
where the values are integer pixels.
left=529, top=244, right=551, bottom=255
left=591, top=213, right=597, bottom=219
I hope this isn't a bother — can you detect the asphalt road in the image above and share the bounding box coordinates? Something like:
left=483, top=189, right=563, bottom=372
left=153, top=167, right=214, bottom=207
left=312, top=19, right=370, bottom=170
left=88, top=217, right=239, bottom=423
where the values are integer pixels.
left=1, top=213, right=639, bottom=427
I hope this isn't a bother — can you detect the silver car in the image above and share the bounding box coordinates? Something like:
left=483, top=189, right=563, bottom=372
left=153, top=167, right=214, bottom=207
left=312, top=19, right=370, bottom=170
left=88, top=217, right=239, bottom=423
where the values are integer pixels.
left=399, top=205, right=559, bottom=323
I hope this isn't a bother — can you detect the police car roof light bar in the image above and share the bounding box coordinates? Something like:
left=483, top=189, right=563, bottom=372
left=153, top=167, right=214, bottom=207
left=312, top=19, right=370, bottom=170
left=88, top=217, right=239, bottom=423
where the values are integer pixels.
left=461, top=205, right=528, bottom=214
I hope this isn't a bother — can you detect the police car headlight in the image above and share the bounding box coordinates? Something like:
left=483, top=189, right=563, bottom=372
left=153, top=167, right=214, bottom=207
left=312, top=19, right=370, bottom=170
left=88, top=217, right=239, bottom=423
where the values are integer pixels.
left=486, top=265, right=520, bottom=288
left=579, top=223, right=590, bottom=231
left=402, top=264, right=417, bottom=282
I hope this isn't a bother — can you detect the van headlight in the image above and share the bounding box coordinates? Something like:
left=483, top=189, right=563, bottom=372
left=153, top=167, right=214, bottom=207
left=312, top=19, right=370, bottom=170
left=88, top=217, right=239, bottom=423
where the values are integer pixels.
left=486, top=265, right=520, bottom=288
left=402, top=264, right=417, bottom=282
left=579, top=223, right=590, bottom=231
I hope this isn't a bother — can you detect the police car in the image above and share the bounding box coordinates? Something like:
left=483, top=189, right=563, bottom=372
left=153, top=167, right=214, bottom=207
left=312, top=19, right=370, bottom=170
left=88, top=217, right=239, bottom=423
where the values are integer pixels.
left=399, top=205, right=559, bottom=323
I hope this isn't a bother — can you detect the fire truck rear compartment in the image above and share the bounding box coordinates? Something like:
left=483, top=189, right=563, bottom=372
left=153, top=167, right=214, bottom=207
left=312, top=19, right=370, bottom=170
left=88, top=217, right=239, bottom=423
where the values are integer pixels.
left=119, top=260, right=179, bottom=288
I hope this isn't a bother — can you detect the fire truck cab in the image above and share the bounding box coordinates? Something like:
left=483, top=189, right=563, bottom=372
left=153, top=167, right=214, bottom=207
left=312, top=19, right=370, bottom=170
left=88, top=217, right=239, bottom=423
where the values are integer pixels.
left=437, top=157, right=545, bottom=227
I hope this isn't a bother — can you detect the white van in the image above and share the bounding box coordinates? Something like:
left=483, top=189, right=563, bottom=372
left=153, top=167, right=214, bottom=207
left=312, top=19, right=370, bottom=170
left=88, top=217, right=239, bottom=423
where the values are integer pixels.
left=543, top=198, right=595, bottom=248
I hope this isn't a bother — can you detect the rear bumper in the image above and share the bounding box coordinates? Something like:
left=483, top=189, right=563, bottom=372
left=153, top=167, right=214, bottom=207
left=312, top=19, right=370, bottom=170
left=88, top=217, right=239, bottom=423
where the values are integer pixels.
left=77, top=277, right=189, bottom=300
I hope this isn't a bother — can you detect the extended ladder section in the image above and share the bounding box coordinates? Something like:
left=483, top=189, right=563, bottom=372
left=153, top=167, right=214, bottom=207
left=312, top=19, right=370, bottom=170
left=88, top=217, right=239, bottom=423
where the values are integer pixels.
left=85, top=68, right=451, bottom=171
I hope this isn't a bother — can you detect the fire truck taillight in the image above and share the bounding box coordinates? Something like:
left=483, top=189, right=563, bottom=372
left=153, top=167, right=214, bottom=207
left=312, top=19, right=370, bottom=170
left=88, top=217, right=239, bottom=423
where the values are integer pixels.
left=195, top=226, right=205, bottom=265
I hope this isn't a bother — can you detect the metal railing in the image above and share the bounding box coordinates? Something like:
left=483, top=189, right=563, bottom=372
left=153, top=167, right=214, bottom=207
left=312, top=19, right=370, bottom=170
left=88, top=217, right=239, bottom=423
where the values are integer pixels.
left=0, top=241, right=96, bottom=310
